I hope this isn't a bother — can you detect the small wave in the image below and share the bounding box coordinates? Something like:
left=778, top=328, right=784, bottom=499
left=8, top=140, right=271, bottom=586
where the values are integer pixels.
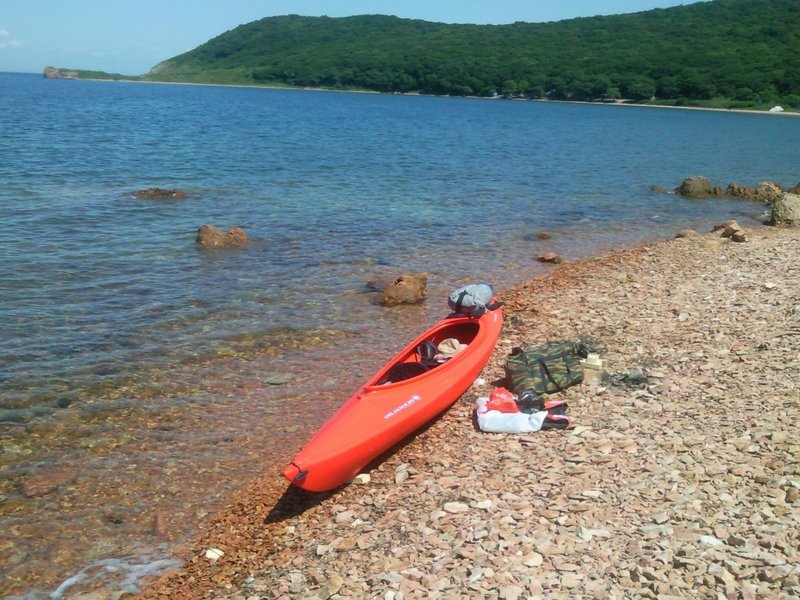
left=8, top=554, right=183, bottom=600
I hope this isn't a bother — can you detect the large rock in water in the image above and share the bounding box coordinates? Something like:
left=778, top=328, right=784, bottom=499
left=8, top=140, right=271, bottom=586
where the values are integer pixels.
left=380, top=273, right=427, bottom=306
left=753, top=181, right=784, bottom=204
left=677, top=176, right=713, bottom=197
left=196, top=224, right=249, bottom=248
left=770, top=193, right=800, bottom=226
left=726, top=181, right=784, bottom=203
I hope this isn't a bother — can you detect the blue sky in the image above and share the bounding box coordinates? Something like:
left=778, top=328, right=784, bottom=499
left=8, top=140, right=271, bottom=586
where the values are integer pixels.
left=1, top=0, right=703, bottom=75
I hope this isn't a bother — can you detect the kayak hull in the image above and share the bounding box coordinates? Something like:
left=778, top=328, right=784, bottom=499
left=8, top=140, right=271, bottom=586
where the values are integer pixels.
left=284, top=307, right=503, bottom=492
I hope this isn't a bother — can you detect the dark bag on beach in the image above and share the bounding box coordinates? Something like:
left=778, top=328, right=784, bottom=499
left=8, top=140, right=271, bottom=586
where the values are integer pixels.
left=505, top=341, right=589, bottom=395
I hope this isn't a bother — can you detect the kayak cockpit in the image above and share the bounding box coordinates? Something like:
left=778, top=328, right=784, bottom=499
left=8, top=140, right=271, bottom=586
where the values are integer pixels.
left=371, top=320, right=480, bottom=386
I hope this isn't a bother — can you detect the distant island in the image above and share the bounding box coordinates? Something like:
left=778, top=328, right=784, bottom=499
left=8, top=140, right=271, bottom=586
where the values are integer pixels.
left=45, top=0, right=800, bottom=111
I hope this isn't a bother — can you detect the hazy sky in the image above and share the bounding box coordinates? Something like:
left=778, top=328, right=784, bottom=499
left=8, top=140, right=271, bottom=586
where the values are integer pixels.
left=1, top=0, right=703, bottom=75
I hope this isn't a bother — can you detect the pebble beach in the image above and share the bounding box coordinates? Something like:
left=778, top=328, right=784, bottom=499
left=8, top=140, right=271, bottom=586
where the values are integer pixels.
left=137, top=223, right=799, bottom=600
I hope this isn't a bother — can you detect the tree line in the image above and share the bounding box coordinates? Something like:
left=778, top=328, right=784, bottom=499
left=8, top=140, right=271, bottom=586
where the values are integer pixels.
left=137, top=0, right=800, bottom=109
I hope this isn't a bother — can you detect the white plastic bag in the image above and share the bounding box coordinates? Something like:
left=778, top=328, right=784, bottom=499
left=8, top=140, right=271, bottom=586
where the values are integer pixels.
left=475, top=396, right=548, bottom=433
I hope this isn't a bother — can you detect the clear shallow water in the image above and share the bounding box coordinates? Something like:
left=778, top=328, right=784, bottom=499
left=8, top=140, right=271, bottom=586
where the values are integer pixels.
left=2, top=74, right=797, bottom=415
left=1, top=72, right=799, bottom=596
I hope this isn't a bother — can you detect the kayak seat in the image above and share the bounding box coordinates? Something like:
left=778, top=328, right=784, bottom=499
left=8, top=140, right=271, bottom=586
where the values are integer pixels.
left=416, top=340, right=441, bottom=368
left=378, top=341, right=447, bottom=384
left=381, top=361, right=430, bottom=384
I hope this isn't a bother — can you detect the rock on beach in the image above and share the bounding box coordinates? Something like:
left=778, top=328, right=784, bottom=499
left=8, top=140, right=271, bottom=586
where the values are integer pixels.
left=771, top=192, right=800, bottom=226
left=141, top=226, right=800, bottom=600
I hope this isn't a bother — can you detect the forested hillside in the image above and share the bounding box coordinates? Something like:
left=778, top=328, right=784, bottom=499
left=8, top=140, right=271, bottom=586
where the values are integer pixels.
left=109, top=0, right=800, bottom=108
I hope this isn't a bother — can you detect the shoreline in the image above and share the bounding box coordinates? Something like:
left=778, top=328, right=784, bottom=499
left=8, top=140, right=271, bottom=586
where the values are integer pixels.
left=140, top=223, right=799, bottom=598
left=34, top=72, right=800, bottom=117
left=2, top=217, right=780, bottom=598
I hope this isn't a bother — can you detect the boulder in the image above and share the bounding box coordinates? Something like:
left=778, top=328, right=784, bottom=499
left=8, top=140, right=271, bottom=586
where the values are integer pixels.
left=677, top=176, right=713, bottom=198
left=787, top=182, right=800, bottom=194
left=726, top=183, right=756, bottom=199
left=196, top=224, right=249, bottom=248
left=725, top=181, right=784, bottom=203
left=537, top=252, right=562, bottom=264
left=753, top=181, right=784, bottom=204
left=770, top=192, right=800, bottom=226
left=380, top=273, right=427, bottom=306
left=133, top=188, right=189, bottom=200
left=675, top=230, right=698, bottom=238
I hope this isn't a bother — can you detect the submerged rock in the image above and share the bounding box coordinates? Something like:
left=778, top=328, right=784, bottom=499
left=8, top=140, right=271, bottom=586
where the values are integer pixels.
left=364, top=279, right=389, bottom=293
left=132, top=188, right=189, bottom=200
left=538, top=252, right=563, bottom=264
left=196, top=224, right=249, bottom=248
left=20, top=466, right=78, bottom=498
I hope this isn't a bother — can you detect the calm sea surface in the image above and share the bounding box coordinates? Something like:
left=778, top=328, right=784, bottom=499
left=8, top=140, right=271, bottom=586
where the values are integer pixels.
left=1, top=72, right=798, bottom=596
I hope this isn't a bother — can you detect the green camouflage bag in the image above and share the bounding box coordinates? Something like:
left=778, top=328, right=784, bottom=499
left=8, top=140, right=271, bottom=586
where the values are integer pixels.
left=505, top=341, right=589, bottom=395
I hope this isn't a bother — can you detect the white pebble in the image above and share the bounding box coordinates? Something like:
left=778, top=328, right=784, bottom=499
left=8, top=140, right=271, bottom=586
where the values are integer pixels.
left=205, top=548, right=224, bottom=561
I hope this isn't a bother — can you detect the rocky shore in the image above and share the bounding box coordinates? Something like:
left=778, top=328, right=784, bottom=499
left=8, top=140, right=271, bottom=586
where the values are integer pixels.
left=141, top=225, right=799, bottom=599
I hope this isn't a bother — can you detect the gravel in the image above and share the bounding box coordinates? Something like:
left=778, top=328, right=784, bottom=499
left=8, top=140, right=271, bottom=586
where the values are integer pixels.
left=141, top=225, right=799, bottom=599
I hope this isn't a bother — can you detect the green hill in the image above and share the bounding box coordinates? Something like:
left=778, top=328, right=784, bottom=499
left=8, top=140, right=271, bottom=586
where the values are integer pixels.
left=78, top=0, right=800, bottom=109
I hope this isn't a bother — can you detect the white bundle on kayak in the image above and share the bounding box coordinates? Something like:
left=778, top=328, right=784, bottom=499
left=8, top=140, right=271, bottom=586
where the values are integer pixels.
left=448, top=283, right=496, bottom=317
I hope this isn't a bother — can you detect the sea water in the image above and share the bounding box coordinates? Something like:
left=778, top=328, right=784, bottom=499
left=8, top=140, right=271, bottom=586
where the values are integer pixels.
left=1, top=72, right=798, bottom=595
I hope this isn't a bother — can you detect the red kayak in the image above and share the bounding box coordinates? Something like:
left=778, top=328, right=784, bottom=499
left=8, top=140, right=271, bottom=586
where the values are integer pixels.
left=284, top=305, right=503, bottom=491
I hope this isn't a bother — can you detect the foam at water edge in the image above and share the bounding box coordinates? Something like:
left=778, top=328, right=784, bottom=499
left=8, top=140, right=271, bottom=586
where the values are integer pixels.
left=7, top=554, right=184, bottom=600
